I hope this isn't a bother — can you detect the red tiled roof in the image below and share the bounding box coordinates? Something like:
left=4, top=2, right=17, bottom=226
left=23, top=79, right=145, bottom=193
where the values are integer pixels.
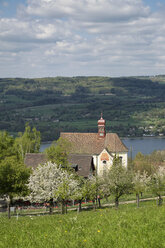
left=60, top=132, right=128, bottom=154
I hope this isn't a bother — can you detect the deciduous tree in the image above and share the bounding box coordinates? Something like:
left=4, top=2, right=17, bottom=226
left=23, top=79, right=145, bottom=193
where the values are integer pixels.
left=44, top=137, right=72, bottom=168
left=0, top=156, right=30, bottom=218
left=150, top=166, right=165, bottom=206
left=133, top=171, right=150, bottom=207
left=27, top=161, right=79, bottom=214
left=107, top=156, right=133, bottom=208
left=15, top=124, right=41, bottom=159
left=0, top=131, right=17, bottom=161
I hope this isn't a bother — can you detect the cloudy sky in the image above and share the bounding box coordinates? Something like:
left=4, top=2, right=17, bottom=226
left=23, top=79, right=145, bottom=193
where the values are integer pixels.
left=0, top=0, right=165, bottom=78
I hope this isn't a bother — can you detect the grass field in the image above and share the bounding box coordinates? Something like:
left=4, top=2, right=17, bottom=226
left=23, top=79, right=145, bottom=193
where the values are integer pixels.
left=0, top=201, right=165, bottom=248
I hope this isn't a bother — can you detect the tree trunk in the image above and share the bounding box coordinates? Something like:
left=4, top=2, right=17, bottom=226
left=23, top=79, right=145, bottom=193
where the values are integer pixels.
left=92, top=200, right=96, bottom=210
left=6, top=196, right=11, bottom=219
left=49, top=206, right=53, bottom=214
left=49, top=199, right=53, bottom=214
left=98, top=198, right=101, bottom=208
left=115, top=197, right=119, bottom=209
left=65, top=203, right=67, bottom=214
left=158, top=195, right=163, bottom=206
left=136, top=193, right=140, bottom=208
left=78, top=200, right=82, bottom=212
left=61, top=201, right=65, bottom=214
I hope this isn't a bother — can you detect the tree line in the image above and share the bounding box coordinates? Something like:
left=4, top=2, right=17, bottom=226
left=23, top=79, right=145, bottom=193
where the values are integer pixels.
left=0, top=127, right=165, bottom=218
left=27, top=156, right=165, bottom=215
left=0, top=125, right=40, bottom=218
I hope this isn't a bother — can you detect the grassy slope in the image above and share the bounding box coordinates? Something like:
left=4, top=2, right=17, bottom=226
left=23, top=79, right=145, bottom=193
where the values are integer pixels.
left=0, top=202, right=165, bottom=248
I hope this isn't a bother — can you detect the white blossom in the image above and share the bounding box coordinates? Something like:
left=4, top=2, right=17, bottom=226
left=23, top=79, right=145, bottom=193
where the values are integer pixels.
left=133, top=171, right=151, bottom=194
left=151, top=166, right=165, bottom=196
left=27, top=161, right=80, bottom=202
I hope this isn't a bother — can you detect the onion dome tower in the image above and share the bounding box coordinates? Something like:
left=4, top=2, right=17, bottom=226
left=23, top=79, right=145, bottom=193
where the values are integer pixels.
left=98, top=113, right=106, bottom=138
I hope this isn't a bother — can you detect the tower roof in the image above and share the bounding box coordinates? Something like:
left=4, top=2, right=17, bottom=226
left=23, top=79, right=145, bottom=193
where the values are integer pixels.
left=98, top=113, right=105, bottom=125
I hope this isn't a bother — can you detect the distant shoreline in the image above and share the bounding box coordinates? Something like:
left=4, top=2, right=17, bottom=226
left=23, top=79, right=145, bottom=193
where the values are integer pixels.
left=41, top=136, right=165, bottom=143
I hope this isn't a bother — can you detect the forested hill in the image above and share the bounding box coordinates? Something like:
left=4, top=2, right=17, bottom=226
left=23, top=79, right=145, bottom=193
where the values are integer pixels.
left=0, top=76, right=165, bottom=141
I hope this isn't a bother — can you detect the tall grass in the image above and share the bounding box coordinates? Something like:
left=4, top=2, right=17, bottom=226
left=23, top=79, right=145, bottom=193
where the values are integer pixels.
left=0, top=201, right=165, bottom=248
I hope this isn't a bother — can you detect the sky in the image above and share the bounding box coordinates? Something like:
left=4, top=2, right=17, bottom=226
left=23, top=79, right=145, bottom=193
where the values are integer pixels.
left=0, top=0, right=165, bottom=78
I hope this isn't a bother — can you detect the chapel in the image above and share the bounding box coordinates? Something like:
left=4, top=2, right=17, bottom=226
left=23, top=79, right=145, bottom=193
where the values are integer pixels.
left=60, top=114, right=128, bottom=176
left=25, top=114, right=128, bottom=177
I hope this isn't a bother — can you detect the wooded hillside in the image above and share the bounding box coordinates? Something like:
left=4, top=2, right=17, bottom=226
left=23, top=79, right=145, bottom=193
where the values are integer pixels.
left=0, top=76, right=165, bottom=141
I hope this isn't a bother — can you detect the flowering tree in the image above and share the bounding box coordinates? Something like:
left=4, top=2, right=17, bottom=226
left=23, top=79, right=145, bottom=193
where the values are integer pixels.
left=55, top=173, right=80, bottom=214
left=76, top=175, right=104, bottom=210
left=75, top=176, right=87, bottom=212
left=150, top=166, right=165, bottom=206
left=27, top=161, right=80, bottom=214
left=107, top=156, right=133, bottom=208
left=133, top=171, right=151, bottom=207
left=82, top=176, right=100, bottom=210
left=98, top=173, right=111, bottom=203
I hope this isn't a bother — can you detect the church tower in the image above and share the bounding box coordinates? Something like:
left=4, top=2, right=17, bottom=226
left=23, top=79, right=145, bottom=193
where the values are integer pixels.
left=98, top=113, right=106, bottom=138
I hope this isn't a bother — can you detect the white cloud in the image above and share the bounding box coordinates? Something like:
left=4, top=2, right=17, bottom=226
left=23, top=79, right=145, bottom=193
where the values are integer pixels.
left=22, top=0, right=150, bottom=23
left=0, top=0, right=165, bottom=77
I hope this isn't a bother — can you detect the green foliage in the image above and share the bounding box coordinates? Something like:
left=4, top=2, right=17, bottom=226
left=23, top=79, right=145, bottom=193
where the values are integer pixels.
left=133, top=152, right=155, bottom=175
left=0, top=131, right=17, bottom=161
left=83, top=177, right=97, bottom=202
left=44, top=137, right=72, bottom=168
left=133, top=151, right=165, bottom=175
left=132, top=171, right=151, bottom=207
left=0, top=202, right=165, bottom=248
left=133, top=171, right=150, bottom=195
left=150, top=167, right=165, bottom=205
left=0, top=156, right=30, bottom=198
left=55, top=175, right=79, bottom=203
left=107, top=156, right=133, bottom=207
left=15, top=124, right=41, bottom=159
left=0, top=76, right=165, bottom=140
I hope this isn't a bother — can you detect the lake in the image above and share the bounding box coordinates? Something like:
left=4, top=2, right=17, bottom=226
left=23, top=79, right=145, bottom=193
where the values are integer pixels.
left=122, top=137, right=165, bottom=158
left=40, top=137, right=165, bottom=158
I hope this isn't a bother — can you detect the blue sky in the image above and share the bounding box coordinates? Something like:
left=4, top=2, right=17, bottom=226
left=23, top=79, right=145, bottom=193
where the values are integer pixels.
left=0, top=0, right=25, bottom=17
left=143, top=0, right=165, bottom=11
left=0, top=0, right=165, bottom=77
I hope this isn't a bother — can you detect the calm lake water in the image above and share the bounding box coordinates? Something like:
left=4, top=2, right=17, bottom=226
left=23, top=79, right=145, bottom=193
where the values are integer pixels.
left=40, top=137, right=165, bottom=158
left=122, top=137, right=165, bottom=158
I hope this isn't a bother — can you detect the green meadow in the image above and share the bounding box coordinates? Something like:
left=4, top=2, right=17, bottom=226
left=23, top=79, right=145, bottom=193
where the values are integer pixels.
left=0, top=201, right=165, bottom=248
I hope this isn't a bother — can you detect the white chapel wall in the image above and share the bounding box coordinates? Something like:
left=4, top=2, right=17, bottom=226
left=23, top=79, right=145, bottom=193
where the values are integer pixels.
left=93, top=150, right=128, bottom=176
